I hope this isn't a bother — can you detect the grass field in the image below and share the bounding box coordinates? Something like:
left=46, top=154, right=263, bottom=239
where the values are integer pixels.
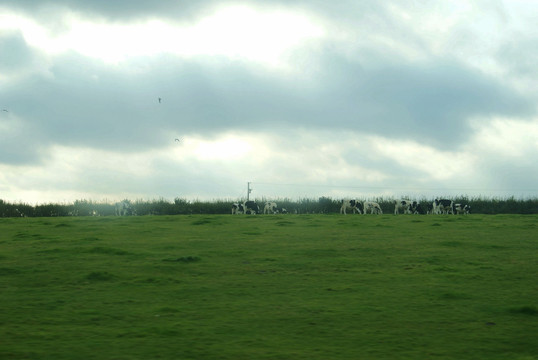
left=1, top=214, right=537, bottom=359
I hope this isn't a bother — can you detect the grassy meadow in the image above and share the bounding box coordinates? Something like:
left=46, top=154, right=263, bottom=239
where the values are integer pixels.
left=1, top=214, right=537, bottom=359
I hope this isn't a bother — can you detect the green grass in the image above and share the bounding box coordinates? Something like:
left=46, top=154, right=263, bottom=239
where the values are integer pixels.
left=0, top=214, right=537, bottom=359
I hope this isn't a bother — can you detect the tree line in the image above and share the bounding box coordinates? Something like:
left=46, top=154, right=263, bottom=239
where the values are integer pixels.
left=1, top=196, right=537, bottom=217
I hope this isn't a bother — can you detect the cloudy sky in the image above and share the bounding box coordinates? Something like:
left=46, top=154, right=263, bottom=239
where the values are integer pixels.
left=1, top=0, right=537, bottom=204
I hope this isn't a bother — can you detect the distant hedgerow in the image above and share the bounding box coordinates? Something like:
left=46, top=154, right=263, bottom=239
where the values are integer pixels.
left=1, top=195, right=537, bottom=217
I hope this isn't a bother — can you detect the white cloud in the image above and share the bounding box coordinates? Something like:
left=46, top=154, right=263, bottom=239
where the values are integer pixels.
left=470, top=117, right=538, bottom=158
left=187, top=136, right=254, bottom=161
left=1, top=5, right=325, bottom=68
left=371, top=136, right=477, bottom=181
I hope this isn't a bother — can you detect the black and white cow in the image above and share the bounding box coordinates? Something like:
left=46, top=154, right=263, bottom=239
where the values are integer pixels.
left=243, top=201, right=260, bottom=215
left=363, top=201, right=383, bottom=214
left=409, top=201, right=422, bottom=214
left=433, top=199, right=454, bottom=214
left=115, top=200, right=134, bottom=216
left=263, top=202, right=278, bottom=214
left=394, top=200, right=416, bottom=215
left=340, top=199, right=363, bottom=214
left=414, top=202, right=433, bottom=215
left=275, top=207, right=288, bottom=214
left=455, top=203, right=471, bottom=215
left=231, top=203, right=245, bottom=214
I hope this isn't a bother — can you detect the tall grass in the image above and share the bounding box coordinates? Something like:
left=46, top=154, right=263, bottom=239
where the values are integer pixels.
left=1, top=196, right=537, bottom=217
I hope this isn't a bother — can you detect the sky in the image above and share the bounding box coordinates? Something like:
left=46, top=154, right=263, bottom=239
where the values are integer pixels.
left=1, top=0, right=537, bottom=204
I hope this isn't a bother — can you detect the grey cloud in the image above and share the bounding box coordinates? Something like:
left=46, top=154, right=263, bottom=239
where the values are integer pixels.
left=3, top=0, right=239, bottom=21
left=160, top=55, right=535, bottom=149
left=0, top=128, right=43, bottom=165
left=4, top=0, right=380, bottom=21
left=481, top=157, right=538, bottom=197
left=2, top=55, right=303, bottom=156
left=498, top=36, right=538, bottom=79
left=310, top=55, right=535, bottom=147
left=2, top=48, right=535, bottom=167
left=0, top=31, right=39, bottom=73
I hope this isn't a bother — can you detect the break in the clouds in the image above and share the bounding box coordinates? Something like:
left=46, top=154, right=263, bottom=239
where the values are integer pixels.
left=1, top=1, right=537, bottom=204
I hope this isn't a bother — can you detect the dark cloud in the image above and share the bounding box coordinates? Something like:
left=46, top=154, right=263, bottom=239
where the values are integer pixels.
left=2, top=47, right=534, bottom=167
left=0, top=127, right=43, bottom=165
left=4, top=0, right=380, bottom=21
left=170, top=54, right=535, bottom=147
left=331, top=59, right=535, bottom=146
left=0, top=31, right=39, bottom=73
left=2, top=0, right=262, bottom=22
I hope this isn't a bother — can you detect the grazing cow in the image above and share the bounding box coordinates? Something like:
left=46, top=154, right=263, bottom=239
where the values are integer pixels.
left=409, top=201, right=422, bottom=214
left=455, top=203, right=471, bottom=215
left=394, top=200, right=416, bottom=215
left=340, top=199, right=363, bottom=215
left=414, top=202, right=433, bottom=215
left=243, top=201, right=260, bottom=215
left=363, top=201, right=383, bottom=214
left=263, top=202, right=278, bottom=214
left=231, top=203, right=245, bottom=214
left=115, top=200, right=133, bottom=216
left=275, top=207, right=288, bottom=214
left=433, top=199, right=454, bottom=214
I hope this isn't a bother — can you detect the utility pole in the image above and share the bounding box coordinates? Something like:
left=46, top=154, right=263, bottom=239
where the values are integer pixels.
left=247, top=182, right=252, bottom=201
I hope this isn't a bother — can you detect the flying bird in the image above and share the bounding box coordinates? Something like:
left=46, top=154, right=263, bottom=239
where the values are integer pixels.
left=175, top=138, right=180, bottom=142
left=158, top=97, right=162, bottom=103
left=2, top=109, right=7, bottom=112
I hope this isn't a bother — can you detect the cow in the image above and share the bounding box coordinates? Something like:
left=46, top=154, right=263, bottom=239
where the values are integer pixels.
left=231, top=203, right=244, bottom=214
left=340, top=199, right=363, bottom=215
left=455, top=203, right=471, bottom=215
left=394, top=200, right=416, bottom=215
left=414, top=202, right=433, bottom=215
left=363, top=201, right=383, bottom=214
left=263, top=202, right=278, bottom=214
left=243, top=201, right=260, bottom=215
left=409, top=201, right=422, bottom=214
left=433, top=199, right=454, bottom=214
left=275, top=207, right=288, bottom=214
left=115, top=200, right=134, bottom=216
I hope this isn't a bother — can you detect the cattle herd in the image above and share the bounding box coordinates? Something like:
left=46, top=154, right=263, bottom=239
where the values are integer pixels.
left=231, top=201, right=288, bottom=215
left=52, top=199, right=471, bottom=216
left=336, top=199, right=469, bottom=215
left=108, top=199, right=470, bottom=216
left=228, top=199, right=471, bottom=216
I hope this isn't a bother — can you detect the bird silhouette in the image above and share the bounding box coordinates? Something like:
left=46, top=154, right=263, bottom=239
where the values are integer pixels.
left=175, top=138, right=180, bottom=142
left=158, top=98, right=162, bottom=103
